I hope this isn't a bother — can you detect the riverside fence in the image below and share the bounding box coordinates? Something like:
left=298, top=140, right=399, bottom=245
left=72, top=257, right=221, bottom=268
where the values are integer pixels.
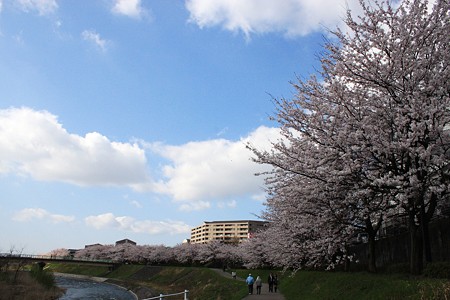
left=142, top=290, right=189, bottom=300
left=350, top=217, right=450, bottom=270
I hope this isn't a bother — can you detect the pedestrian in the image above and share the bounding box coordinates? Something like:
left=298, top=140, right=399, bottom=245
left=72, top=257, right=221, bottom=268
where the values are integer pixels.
left=231, top=271, right=236, bottom=279
left=268, top=272, right=274, bottom=292
left=274, top=274, right=278, bottom=293
left=255, top=276, right=262, bottom=295
left=246, top=273, right=255, bottom=295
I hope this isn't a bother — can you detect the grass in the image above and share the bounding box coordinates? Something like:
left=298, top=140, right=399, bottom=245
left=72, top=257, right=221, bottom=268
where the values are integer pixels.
left=30, top=263, right=56, bottom=289
left=47, top=263, right=450, bottom=299
left=106, top=264, right=145, bottom=279
left=0, top=271, right=64, bottom=300
left=143, top=267, right=247, bottom=300
left=278, top=270, right=450, bottom=300
left=47, top=263, right=111, bottom=277
left=234, top=268, right=283, bottom=282
left=48, top=263, right=249, bottom=300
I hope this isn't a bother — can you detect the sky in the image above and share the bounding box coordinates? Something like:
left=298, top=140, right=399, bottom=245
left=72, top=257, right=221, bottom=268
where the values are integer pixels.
left=0, top=0, right=369, bottom=254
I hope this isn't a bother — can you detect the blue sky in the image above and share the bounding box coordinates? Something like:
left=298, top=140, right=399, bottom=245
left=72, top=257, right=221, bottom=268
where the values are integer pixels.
left=0, top=0, right=366, bottom=254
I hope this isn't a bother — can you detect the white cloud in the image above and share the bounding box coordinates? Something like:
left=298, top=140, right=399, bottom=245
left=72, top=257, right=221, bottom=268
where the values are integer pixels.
left=85, top=213, right=191, bottom=235
left=130, top=200, right=143, bottom=208
left=251, top=193, right=266, bottom=202
left=0, top=107, right=151, bottom=188
left=143, top=126, right=279, bottom=209
left=217, top=199, right=237, bottom=209
left=85, top=213, right=118, bottom=229
left=15, top=0, right=58, bottom=15
left=185, top=0, right=364, bottom=38
left=179, top=201, right=211, bottom=212
left=12, top=208, right=75, bottom=223
left=111, top=0, right=148, bottom=19
left=82, top=30, right=109, bottom=52
left=0, top=107, right=278, bottom=212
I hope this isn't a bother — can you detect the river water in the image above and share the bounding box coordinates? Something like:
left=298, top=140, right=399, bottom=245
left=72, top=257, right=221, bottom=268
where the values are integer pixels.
left=55, top=275, right=136, bottom=300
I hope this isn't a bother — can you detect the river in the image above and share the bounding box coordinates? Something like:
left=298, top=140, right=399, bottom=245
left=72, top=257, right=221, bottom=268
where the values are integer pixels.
left=55, top=275, right=137, bottom=300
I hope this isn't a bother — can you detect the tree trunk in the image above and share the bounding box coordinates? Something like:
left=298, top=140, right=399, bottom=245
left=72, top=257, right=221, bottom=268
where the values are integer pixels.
left=421, top=193, right=437, bottom=266
left=367, top=233, right=377, bottom=273
left=408, top=211, right=423, bottom=275
left=365, top=217, right=380, bottom=273
left=420, top=204, right=432, bottom=265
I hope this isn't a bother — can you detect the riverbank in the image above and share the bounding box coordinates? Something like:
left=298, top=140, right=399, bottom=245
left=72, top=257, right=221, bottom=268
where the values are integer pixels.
left=0, top=271, right=64, bottom=300
left=105, top=278, right=156, bottom=299
left=54, top=272, right=157, bottom=300
left=49, top=263, right=249, bottom=299
left=49, top=263, right=450, bottom=299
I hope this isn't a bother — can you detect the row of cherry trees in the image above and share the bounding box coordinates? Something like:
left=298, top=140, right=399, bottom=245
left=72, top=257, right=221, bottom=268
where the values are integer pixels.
left=49, top=241, right=267, bottom=269
left=249, top=0, right=449, bottom=274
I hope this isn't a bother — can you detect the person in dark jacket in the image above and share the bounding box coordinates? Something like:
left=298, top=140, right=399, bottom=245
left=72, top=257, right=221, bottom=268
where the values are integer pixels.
left=268, top=273, right=274, bottom=292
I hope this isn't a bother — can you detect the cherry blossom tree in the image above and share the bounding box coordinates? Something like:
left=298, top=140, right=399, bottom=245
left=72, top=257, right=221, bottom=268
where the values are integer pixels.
left=215, top=242, right=243, bottom=268
left=107, top=244, right=144, bottom=263
left=48, top=248, right=70, bottom=258
left=75, top=244, right=113, bottom=260
left=251, top=0, right=449, bottom=274
left=194, top=240, right=225, bottom=266
left=172, top=243, right=201, bottom=265
left=238, top=233, right=273, bottom=269
left=140, top=245, right=174, bottom=265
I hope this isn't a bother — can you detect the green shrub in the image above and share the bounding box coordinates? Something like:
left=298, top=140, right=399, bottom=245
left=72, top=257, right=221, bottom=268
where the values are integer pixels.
left=30, top=264, right=56, bottom=289
left=385, top=263, right=410, bottom=274
left=423, top=262, right=450, bottom=279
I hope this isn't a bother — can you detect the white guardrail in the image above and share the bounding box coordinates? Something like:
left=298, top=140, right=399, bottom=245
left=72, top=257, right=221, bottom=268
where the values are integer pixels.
left=142, top=290, right=189, bottom=300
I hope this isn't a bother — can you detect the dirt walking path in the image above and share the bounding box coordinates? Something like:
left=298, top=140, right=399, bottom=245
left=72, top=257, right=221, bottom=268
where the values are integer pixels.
left=211, top=269, right=286, bottom=300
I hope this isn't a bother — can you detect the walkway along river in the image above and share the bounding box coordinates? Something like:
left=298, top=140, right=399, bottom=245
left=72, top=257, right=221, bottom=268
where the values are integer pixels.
left=55, top=273, right=137, bottom=300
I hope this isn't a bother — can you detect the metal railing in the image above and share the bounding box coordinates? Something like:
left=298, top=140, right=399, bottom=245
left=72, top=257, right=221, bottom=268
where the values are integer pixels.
left=0, top=253, right=116, bottom=264
left=142, top=290, right=189, bottom=300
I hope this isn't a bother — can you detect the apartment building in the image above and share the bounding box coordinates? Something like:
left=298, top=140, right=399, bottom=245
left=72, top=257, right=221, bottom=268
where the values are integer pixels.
left=190, top=220, right=268, bottom=244
left=115, top=238, right=137, bottom=246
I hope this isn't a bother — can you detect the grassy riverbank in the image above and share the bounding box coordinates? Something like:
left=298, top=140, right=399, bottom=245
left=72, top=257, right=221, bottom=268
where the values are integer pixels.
left=0, top=271, right=64, bottom=300
left=279, top=271, right=450, bottom=300
left=235, top=268, right=449, bottom=299
left=47, top=263, right=450, bottom=300
left=48, top=263, right=249, bottom=299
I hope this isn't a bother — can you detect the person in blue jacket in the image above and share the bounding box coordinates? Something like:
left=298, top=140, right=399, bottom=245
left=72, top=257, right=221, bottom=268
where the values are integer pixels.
left=246, top=274, right=255, bottom=294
